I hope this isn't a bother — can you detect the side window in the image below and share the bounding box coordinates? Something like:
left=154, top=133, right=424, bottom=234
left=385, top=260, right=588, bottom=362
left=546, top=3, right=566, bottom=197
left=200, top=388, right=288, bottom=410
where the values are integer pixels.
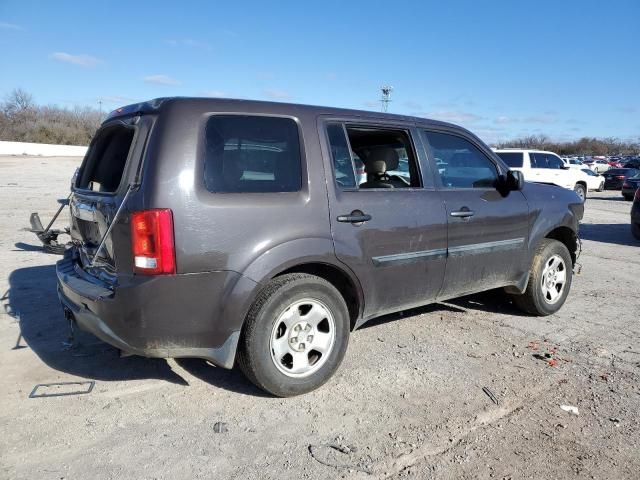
left=547, top=155, right=564, bottom=170
left=326, top=123, right=420, bottom=189
left=424, top=131, right=498, bottom=189
left=204, top=115, right=302, bottom=193
left=326, top=123, right=356, bottom=188
left=530, top=152, right=544, bottom=168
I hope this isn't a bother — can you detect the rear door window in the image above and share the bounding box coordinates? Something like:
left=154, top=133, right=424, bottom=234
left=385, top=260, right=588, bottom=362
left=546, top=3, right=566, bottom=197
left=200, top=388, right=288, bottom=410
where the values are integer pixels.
left=204, top=115, right=302, bottom=193
left=325, top=123, right=421, bottom=189
left=495, top=152, right=524, bottom=168
left=530, top=152, right=545, bottom=168
left=76, top=124, right=135, bottom=192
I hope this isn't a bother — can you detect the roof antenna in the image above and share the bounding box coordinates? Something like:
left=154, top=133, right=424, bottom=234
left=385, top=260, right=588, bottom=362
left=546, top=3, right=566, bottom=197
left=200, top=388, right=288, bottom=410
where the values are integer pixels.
left=380, top=85, right=393, bottom=112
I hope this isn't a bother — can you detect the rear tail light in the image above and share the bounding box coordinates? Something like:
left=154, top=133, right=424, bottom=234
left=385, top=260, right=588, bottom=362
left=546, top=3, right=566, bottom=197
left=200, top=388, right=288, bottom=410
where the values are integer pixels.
left=616, top=175, right=625, bottom=179
left=131, top=209, right=176, bottom=274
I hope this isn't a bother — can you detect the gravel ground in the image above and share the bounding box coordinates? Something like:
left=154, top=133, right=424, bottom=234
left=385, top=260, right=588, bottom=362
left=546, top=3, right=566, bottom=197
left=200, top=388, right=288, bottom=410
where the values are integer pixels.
left=1, top=156, right=639, bottom=480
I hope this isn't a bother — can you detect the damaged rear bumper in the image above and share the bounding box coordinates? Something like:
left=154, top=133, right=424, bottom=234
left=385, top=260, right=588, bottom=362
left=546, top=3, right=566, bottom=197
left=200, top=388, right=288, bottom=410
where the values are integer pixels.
left=56, top=252, right=250, bottom=368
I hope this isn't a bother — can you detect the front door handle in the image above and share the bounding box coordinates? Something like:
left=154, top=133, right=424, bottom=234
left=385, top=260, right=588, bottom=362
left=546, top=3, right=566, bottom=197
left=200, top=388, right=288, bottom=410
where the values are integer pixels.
left=450, top=207, right=475, bottom=218
left=337, top=210, right=372, bottom=224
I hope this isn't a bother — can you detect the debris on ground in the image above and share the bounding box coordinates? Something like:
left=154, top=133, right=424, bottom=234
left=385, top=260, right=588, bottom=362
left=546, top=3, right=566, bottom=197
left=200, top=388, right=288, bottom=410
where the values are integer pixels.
left=482, top=386, right=499, bottom=405
left=213, top=422, right=228, bottom=433
left=560, top=405, right=579, bottom=415
left=29, top=381, right=95, bottom=399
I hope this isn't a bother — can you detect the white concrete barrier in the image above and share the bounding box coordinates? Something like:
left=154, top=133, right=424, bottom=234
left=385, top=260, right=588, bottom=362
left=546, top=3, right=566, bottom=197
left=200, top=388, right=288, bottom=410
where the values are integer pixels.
left=0, top=141, right=88, bottom=156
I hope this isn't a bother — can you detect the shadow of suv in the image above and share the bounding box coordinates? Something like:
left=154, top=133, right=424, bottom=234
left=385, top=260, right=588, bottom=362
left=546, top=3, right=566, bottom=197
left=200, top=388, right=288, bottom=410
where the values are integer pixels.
left=54, top=98, right=584, bottom=396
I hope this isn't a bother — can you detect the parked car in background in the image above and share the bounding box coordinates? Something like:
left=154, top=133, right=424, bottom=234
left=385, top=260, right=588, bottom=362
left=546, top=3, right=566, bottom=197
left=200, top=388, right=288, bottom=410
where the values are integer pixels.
left=608, top=159, right=624, bottom=168
left=580, top=168, right=605, bottom=191
left=622, top=175, right=640, bottom=200
left=623, top=158, right=640, bottom=169
left=602, top=168, right=640, bottom=190
left=494, top=148, right=588, bottom=201
left=590, top=159, right=612, bottom=173
left=563, top=158, right=586, bottom=169
left=632, top=188, right=640, bottom=240
left=53, top=97, right=584, bottom=396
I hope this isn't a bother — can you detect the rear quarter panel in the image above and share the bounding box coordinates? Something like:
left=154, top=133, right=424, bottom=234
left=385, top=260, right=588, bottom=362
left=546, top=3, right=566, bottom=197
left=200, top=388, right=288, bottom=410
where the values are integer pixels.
left=142, top=100, right=335, bottom=279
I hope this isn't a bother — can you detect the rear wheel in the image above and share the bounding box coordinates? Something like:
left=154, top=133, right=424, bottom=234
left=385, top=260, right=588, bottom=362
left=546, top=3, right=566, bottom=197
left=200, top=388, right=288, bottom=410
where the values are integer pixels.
left=574, top=183, right=586, bottom=202
left=623, top=194, right=633, bottom=201
left=237, top=273, right=350, bottom=397
left=510, top=239, right=573, bottom=316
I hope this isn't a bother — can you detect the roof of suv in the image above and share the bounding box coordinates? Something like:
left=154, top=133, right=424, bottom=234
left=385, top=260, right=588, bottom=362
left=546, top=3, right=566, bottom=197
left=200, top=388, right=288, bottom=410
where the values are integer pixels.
left=105, top=96, right=462, bottom=131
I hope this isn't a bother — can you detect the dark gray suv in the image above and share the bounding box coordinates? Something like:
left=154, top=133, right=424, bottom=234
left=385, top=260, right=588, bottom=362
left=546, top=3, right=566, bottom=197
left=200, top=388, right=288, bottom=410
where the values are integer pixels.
left=56, top=98, right=583, bottom=396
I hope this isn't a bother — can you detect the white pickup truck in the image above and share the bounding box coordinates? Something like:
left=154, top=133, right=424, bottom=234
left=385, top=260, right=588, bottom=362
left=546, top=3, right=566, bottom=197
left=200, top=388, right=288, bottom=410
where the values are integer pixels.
left=493, top=149, right=588, bottom=201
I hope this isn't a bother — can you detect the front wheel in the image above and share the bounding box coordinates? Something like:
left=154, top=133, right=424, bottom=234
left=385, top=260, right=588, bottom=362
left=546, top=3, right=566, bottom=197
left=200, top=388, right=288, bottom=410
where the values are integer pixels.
left=237, top=273, right=350, bottom=397
left=510, top=239, right=573, bottom=316
left=574, top=184, right=586, bottom=202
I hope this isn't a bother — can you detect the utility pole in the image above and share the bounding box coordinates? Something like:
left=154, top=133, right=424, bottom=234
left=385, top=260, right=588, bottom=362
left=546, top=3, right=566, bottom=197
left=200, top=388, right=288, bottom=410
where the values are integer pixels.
left=98, top=99, right=103, bottom=114
left=380, top=85, right=393, bottom=112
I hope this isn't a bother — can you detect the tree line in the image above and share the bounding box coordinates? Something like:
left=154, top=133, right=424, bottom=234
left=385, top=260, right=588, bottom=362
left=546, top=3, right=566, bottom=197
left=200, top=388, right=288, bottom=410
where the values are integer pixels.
left=1, top=88, right=639, bottom=155
left=0, top=89, right=103, bottom=146
left=495, top=134, right=640, bottom=156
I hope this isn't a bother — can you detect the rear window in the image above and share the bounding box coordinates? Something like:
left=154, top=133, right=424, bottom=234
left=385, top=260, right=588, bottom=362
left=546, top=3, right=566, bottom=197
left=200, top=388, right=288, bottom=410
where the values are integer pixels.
left=76, top=124, right=135, bottom=192
left=204, top=115, right=302, bottom=193
left=495, top=152, right=523, bottom=168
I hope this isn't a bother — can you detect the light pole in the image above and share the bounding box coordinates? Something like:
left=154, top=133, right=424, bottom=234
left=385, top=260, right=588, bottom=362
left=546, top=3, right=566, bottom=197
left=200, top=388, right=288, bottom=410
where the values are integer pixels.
left=380, top=85, right=393, bottom=112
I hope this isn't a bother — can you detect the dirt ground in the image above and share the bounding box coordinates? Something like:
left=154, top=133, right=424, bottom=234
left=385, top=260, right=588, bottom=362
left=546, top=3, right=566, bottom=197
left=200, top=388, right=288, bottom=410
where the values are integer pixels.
left=1, top=155, right=639, bottom=480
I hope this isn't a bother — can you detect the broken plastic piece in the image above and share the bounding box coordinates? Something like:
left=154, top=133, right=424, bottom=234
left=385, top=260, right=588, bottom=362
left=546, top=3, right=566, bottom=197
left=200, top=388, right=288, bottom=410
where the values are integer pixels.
left=560, top=405, right=579, bottom=415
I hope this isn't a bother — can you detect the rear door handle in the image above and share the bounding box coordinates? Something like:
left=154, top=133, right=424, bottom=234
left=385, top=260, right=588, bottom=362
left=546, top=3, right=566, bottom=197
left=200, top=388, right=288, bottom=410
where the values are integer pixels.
left=450, top=208, right=474, bottom=218
left=337, top=210, right=372, bottom=223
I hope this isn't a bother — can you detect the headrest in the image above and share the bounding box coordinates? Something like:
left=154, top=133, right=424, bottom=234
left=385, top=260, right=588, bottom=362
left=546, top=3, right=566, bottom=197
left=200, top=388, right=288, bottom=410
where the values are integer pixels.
left=365, top=147, right=399, bottom=171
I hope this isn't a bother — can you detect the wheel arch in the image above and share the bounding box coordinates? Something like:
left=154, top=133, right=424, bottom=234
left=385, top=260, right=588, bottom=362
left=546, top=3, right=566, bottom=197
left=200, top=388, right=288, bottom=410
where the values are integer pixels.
left=274, top=262, right=363, bottom=330
left=544, top=225, right=578, bottom=265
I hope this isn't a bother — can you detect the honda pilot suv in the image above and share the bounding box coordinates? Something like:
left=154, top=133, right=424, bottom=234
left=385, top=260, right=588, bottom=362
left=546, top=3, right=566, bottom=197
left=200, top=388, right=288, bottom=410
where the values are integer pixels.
left=56, top=98, right=583, bottom=396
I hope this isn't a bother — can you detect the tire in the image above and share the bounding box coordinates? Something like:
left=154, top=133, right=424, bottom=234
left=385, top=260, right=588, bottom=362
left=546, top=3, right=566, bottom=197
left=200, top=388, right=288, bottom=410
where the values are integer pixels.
left=623, top=194, right=633, bottom=201
left=237, top=273, right=350, bottom=397
left=510, top=239, right=573, bottom=316
left=574, top=183, right=586, bottom=202
left=632, top=223, right=640, bottom=241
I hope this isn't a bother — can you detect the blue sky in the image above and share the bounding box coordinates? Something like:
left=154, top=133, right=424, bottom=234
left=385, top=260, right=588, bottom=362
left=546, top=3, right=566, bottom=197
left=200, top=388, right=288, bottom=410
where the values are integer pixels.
left=1, top=0, right=638, bottom=144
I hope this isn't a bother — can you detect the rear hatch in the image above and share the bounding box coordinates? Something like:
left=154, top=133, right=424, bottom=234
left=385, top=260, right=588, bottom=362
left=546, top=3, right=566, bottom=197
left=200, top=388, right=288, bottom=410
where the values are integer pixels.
left=69, top=116, right=149, bottom=282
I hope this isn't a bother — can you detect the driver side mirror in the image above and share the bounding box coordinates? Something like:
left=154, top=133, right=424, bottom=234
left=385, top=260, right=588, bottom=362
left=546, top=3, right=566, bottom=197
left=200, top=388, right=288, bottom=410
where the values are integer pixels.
left=506, top=170, right=524, bottom=191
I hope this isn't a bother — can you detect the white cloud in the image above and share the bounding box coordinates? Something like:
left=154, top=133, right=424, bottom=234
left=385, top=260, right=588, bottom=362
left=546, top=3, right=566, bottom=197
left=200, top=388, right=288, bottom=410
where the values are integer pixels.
left=423, top=110, right=483, bottom=124
left=50, top=52, right=102, bottom=67
left=263, top=89, right=291, bottom=101
left=523, top=114, right=556, bottom=124
left=165, top=38, right=211, bottom=49
left=143, top=74, right=181, bottom=86
left=495, top=115, right=518, bottom=125
left=0, top=21, right=23, bottom=30
left=98, top=95, right=136, bottom=105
